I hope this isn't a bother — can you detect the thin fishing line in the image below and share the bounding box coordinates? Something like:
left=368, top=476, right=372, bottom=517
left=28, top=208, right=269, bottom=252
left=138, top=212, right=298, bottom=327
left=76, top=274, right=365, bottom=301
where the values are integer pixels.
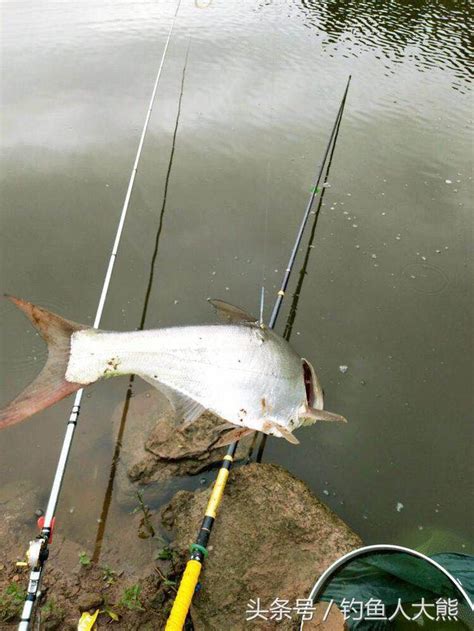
left=92, top=44, right=190, bottom=563
left=259, top=39, right=275, bottom=321
left=260, top=159, right=270, bottom=316
left=18, top=2, right=182, bottom=628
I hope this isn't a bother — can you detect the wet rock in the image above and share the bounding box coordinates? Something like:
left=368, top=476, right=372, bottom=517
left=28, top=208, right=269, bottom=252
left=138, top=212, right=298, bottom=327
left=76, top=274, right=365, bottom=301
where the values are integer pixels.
left=77, top=591, right=104, bottom=612
left=162, top=463, right=362, bottom=630
left=113, top=390, right=252, bottom=497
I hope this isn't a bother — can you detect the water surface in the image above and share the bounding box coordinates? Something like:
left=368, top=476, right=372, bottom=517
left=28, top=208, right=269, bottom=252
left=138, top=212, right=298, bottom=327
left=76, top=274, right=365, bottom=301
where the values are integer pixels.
left=1, top=0, right=472, bottom=569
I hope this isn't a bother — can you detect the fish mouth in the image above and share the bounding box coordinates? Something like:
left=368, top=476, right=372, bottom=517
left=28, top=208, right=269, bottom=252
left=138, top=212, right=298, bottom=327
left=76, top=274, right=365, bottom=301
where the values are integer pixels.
left=302, top=360, right=315, bottom=407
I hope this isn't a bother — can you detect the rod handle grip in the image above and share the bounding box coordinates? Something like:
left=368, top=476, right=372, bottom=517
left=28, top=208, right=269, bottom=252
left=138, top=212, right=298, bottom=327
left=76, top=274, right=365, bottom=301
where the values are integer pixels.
left=165, top=559, right=202, bottom=631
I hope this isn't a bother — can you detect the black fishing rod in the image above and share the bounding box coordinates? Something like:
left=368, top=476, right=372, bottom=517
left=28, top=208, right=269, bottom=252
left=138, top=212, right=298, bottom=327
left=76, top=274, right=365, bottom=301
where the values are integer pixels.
left=165, top=75, right=352, bottom=631
left=256, top=75, right=351, bottom=461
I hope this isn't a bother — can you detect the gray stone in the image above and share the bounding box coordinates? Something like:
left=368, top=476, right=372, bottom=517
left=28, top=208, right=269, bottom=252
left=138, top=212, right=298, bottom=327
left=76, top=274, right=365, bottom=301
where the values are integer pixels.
left=162, top=463, right=362, bottom=631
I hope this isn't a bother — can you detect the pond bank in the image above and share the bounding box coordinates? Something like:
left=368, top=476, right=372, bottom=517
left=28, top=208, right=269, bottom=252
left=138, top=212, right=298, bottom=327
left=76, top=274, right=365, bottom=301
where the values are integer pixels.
left=1, top=457, right=360, bottom=629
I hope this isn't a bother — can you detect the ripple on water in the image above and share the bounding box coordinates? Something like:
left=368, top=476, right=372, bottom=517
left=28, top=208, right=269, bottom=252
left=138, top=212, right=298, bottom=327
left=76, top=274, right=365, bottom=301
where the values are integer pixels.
left=400, top=262, right=449, bottom=295
left=296, top=0, right=472, bottom=88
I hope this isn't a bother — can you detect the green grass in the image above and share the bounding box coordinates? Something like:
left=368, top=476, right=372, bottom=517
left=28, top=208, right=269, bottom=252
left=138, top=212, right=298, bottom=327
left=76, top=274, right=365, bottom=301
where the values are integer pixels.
left=119, top=584, right=145, bottom=611
left=155, top=546, right=174, bottom=561
left=78, top=551, right=91, bottom=567
left=0, top=583, right=26, bottom=622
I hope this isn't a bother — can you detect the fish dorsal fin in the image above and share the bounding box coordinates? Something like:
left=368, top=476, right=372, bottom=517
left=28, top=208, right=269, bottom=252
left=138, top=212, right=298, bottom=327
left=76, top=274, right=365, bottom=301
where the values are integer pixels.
left=140, top=376, right=206, bottom=425
left=208, top=299, right=257, bottom=324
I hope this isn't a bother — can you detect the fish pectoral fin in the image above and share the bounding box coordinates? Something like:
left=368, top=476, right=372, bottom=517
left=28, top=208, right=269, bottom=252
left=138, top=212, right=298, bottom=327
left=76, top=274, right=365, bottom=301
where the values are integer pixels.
left=177, top=398, right=207, bottom=425
left=262, top=420, right=300, bottom=445
left=208, top=299, right=257, bottom=324
left=303, top=406, right=348, bottom=424
left=276, top=425, right=300, bottom=445
left=140, top=377, right=206, bottom=425
left=211, top=426, right=255, bottom=448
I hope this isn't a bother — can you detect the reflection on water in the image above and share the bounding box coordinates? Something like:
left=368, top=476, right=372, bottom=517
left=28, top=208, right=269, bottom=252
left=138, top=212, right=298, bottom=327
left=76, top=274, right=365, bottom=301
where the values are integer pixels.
left=297, top=0, right=472, bottom=89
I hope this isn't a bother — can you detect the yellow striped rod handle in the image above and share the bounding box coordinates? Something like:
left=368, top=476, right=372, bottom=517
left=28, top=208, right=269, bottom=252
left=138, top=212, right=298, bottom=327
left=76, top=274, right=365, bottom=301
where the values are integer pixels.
left=165, top=559, right=202, bottom=631
left=205, top=463, right=230, bottom=519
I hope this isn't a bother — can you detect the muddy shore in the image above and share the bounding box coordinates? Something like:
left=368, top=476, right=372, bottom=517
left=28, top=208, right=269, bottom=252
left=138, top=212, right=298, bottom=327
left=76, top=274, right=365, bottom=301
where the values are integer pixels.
left=1, top=394, right=360, bottom=629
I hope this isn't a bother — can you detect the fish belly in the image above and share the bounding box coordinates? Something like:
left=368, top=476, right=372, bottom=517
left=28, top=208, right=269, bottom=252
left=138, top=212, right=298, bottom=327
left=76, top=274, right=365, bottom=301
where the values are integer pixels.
left=66, top=324, right=304, bottom=431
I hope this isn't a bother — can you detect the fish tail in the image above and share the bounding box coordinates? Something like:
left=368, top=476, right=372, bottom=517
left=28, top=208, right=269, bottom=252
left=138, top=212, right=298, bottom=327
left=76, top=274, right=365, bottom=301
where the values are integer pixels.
left=0, top=296, right=87, bottom=429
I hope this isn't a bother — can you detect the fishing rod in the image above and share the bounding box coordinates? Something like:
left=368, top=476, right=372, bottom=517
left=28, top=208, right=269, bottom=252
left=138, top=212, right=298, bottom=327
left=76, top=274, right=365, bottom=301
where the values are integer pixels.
left=256, top=76, right=350, bottom=462
left=16, top=3, right=182, bottom=629
left=92, top=43, right=190, bottom=564
left=283, top=96, right=346, bottom=343
left=165, top=74, right=351, bottom=631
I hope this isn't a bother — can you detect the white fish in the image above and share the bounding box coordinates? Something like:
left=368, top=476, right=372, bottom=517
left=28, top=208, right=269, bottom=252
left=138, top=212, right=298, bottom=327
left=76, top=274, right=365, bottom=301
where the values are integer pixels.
left=0, top=297, right=347, bottom=443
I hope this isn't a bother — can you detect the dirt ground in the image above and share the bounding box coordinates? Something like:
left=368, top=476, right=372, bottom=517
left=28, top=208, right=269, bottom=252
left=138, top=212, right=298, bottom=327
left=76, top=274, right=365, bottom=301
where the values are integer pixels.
left=1, top=464, right=357, bottom=630
left=1, top=398, right=357, bottom=629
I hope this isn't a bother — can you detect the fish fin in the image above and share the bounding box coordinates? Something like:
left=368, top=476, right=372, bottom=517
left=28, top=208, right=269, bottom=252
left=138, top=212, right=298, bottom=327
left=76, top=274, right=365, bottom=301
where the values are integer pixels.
left=141, top=377, right=206, bottom=425
left=176, top=396, right=207, bottom=425
left=0, top=296, right=86, bottom=429
left=208, top=299, right=257, bottom=324
left=302, top=405, right=348, bottom=424
left=276, top=425, right=300, bottom=445
left=211, top=426, right=255, bottom=448
left=262, top=419, right=300, bottom=444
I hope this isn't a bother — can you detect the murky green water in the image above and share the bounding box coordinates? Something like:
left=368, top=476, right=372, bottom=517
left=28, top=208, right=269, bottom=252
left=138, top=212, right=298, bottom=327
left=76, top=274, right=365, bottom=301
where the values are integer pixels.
left=1, top=0, right=472, bottom=569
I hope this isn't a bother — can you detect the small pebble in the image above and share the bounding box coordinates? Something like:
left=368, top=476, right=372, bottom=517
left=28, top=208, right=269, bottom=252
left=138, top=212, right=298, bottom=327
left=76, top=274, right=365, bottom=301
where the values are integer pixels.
left=339, top=365, right=348, bottom=374
left=396, top=502, right=404, bottom=512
